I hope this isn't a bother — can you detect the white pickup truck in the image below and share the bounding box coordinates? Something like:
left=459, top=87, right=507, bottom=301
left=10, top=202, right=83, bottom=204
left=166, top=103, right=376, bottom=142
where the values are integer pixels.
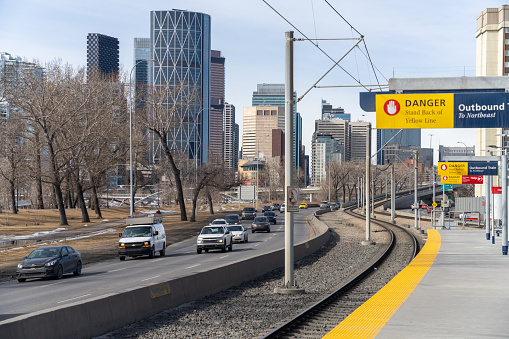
left=196, top=225, right=233, bottom=254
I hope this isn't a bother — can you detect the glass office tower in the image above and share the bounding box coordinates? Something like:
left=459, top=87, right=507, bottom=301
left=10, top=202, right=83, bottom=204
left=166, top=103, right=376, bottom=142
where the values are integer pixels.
left=150, top=10, right=211, bottom=163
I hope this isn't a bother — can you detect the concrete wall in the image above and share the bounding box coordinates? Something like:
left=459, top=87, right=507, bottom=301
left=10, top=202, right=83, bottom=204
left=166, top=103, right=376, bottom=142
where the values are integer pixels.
left=0, top=213, right=331, bottom=339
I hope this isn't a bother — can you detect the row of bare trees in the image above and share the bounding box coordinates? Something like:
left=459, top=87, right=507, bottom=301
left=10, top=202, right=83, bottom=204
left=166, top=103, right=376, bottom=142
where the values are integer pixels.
left=0, top=60, right=236, bottom=224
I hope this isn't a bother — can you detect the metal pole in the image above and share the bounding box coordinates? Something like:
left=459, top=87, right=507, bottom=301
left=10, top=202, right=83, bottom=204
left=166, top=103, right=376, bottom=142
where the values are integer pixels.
left=363, top=123, right=373, bottom=245
left=129, top=66, right=135, bottom=217
left=371, top=167, right=375, bottom=217
left=432, top=167, right=436, bottom=228
left=282, top=30, right=298, bottom=289
left=502, top=151, right=507, bottom=255
left=414, top=151, right=419, bottom=229
left=328, top=163, right=331, bottom=202
left=391, top=163, right=395, bottom=223
left=486, top=171, right=491, bottom=241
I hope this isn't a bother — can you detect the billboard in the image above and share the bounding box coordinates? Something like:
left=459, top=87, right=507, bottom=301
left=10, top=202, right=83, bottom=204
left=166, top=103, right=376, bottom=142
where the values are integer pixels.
left=376, top=93, right=509, bottom=129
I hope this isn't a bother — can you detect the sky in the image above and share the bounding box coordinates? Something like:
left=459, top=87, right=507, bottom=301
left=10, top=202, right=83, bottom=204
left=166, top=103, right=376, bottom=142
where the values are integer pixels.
left=1, top=0, right=505, bottom=164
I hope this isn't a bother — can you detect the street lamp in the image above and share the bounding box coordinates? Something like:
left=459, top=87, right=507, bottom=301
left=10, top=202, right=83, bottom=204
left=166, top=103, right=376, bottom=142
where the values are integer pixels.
left=457, top=141, right=468, bottom=155
left=129, top=59, right=155, bottom=217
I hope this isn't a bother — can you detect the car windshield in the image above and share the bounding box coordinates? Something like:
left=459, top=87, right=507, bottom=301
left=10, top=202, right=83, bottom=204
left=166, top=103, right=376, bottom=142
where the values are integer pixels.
left=211, top=220, right=226, bottom=225
left=244, top=207, right=255, bottom=212
left=27, top=247, right=60, bottom=258
left=122, top=226, right=152, bottom=238
left=228, top=226, right=243, bottom=232
left=225, top=215, right=239, bottom=222
left=201, top=227, right=224, bottom=235
left=264, top=212, right=275, bottom=216
left=254, top=217, right=267, bottom=223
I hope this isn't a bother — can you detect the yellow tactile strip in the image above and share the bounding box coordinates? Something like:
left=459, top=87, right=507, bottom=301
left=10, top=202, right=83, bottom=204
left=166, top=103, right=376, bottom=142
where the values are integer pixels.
left=323, top=229, right=441, bottom=339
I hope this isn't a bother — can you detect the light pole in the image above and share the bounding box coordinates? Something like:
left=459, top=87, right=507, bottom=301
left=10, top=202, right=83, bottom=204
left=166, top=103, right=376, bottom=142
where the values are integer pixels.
left=129, top=59, right=155, bottom=217
left=457, top=141, right=468, bottom=156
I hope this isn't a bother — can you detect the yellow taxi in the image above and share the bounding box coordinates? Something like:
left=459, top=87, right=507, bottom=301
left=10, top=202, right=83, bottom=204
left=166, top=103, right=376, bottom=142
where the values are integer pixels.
left=299, top=203, right=308, bottom=209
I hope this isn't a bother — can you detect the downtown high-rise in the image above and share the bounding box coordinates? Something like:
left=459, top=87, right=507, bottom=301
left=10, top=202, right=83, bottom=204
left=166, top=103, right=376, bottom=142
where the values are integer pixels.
left=87, top=33, right=119, bottom=76
left=150, top=10, right=211, bottom=163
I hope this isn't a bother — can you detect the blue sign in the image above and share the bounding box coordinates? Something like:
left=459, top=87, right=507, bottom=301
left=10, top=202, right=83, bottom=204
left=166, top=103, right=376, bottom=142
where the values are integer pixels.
left=468, top=161, right=498, bottom=175
left=454, top=93, right=509, bottom=128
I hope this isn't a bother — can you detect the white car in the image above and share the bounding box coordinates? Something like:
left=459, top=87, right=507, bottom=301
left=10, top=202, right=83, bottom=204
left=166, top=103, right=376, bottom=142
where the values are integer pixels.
left=227, top=225, right=248, bottom=243
left=280, top=203, right=285, bottom=213
left=197, top=225, right=233, bottom=253
left=210, top=218, right=229, bottom=226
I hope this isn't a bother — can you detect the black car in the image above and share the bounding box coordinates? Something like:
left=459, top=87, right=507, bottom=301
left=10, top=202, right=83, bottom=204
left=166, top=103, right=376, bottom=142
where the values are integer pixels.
left=241, top=207, right=257, bottom=220
left=251, top=216, right=271, bottom=233
left=225, top=214, right=241, bottom=225
left=262, top=205, right=272, bottom=212
left=16, top=245, right=82, bottom=282
left=263, top=211, right=277, bottom=224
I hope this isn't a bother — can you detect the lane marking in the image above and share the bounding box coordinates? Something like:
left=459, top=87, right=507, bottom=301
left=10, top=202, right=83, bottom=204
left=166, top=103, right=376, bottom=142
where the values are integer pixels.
left=187, top=264, right=200, bottom=269
left=152, top=258, right=165, bottom=262
left=141, top=275, right=161, bottom=282
left=110, top=268, right=126, bottom=273
left=57, top=294, right=91, bottom=304
left=219, top=255, right=229, bottom=259
left=35, top=281, right=67, bottom=289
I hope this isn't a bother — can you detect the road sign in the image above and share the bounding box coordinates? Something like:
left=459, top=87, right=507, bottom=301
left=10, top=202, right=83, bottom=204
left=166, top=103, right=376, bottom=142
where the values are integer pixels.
left=287, top=186, right=300, bottom=212
left=443, top=184, right=453, bottom=191
left=432, top=202, right=437, bottom=208
left=461, top=175, right=484, bottom=184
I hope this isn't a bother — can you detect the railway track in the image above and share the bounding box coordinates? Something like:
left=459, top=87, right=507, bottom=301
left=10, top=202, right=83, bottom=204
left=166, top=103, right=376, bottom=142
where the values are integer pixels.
left=262, top=199, right=420, bottom=338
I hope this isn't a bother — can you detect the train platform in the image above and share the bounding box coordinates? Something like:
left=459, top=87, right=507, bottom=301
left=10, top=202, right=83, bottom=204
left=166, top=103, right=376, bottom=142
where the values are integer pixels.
left=324, top=229, right=509, bottom=338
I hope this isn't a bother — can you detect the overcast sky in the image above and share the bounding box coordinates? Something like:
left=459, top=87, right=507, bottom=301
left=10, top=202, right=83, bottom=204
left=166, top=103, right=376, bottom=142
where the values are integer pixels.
left=1, top=0, right=504, bottom=163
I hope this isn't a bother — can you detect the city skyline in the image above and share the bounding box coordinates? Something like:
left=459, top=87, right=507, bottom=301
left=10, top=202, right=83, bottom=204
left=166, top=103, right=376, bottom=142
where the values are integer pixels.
left=1, top=1, right=500, bottom=164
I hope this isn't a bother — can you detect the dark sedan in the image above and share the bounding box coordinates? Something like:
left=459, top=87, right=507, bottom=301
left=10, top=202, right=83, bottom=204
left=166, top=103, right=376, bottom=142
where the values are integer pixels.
left=225, top=214, right=241, bottom=225
left=16, top=245, right=82, bottom=282
left=263, top=211, right=277, bottom=224
left=251, top=216, right=271, bottom=233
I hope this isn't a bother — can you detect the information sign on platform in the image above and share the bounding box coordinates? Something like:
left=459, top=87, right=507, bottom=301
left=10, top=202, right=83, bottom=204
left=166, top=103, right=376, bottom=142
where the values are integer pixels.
left=438, top=162, right=468, bottom=176
left=287, top=186, right=300, bottom=212
left=376, top=92, right=509, bottom=129
left=461, top=175, right=484, bottom=184
left=492, top=186, right=502, bottom=194
left=443, top=184, right=453, bottom=191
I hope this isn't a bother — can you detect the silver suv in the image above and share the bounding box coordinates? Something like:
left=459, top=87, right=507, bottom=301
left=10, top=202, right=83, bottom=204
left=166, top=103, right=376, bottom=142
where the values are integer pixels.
left=197, top=225, right=233, bottom=254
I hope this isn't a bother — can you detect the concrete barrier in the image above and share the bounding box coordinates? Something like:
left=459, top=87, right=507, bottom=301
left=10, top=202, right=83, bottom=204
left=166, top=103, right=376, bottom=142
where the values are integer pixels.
left=0, top=214, right=331, bottom=339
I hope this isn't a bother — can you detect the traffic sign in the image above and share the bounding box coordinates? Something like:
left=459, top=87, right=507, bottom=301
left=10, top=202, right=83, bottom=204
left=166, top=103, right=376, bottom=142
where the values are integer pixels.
left=432, top=202, right=437, bottom=208
left=443, top=184, right=453, bottom=191
left=287, top=186, right=300, bottom=212
left=438, top=162, right=468, bottom=176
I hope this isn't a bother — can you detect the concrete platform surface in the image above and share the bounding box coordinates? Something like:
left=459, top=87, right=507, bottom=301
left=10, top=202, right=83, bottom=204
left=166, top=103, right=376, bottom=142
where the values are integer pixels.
left=377, top=230, right=509, bottom=338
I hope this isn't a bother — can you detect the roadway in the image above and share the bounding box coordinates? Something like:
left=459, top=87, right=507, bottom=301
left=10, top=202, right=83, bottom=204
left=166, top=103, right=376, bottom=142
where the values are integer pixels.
left=0, top=208, right=316, bottom=321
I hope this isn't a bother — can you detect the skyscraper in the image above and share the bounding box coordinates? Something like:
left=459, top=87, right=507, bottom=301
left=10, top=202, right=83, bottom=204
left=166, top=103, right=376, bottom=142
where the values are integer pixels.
left=87, top=33, right=119, bottom=76
left=150, top=10, right=211, bottom=163
left=242, top=106, right=285, bottom=159
left=224, top=103, right=239, bottom=176
left=376, top=129, right=421, bottom=165
left=321, top=100, right=351, bottom=121
left=252, top=84, right=301, bottom=168
left=210, top=50, right=225, bottom=161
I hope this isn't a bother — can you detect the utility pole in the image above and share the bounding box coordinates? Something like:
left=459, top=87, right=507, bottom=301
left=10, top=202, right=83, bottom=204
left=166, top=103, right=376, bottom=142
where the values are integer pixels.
left=362, top=123, right=374, bottom=245
left=391, top=163, right=395, bottom=223
left=502, top=151, right=507, bottom=255
left=414, top=150, right=419, bottom=230
left=275, top=31, right=304, bottom=294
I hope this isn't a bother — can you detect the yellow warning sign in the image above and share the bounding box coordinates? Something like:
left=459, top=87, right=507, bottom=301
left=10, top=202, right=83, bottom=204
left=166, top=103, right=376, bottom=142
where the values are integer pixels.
left=376, top=94, right=454, bottom=129
left=440, top=175, right=462, bottom=184
left=437, top=162, right=468, bottom=176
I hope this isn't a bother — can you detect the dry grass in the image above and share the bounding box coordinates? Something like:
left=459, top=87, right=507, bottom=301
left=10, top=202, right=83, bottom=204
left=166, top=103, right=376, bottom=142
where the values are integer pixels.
left=0, top=203, right=253, bottom=281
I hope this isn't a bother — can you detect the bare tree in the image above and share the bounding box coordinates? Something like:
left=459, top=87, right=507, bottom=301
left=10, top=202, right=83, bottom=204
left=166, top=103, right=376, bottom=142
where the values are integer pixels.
left=140, top=82, right=201, bottom=221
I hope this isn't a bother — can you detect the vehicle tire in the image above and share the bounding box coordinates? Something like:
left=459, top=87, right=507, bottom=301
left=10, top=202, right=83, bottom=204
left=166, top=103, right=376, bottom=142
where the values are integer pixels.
left=17, top=278, right=26, bottom=283
left=149, top=246, right=155, bottom=259
left=119, top=256, right=125, bottom=261
left=197, top=248, right=202, bottom=254
left=252, top=230, right=255, bottom=233
left=55, top=265, right=63, bottom=280
left=228, top=241, right=233, bottom=251
left=73, top=261, right=82, bottom=276
left=268, top=228, right=271, bottom=233
left=160, top=243, right=166, bottom=257
left=205, top=249, right=209, bottom=253
left=222, top=243, right=227, bottom=252
left=245, top=235, right=248, bottom=243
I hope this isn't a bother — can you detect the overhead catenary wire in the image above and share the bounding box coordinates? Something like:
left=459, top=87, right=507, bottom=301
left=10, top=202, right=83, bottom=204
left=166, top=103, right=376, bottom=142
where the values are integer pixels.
left=262, top=0, right=371, bottom=93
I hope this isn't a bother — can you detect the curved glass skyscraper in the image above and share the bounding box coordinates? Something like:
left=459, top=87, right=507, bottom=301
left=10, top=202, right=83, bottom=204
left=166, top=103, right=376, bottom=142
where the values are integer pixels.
left=150, top=10, right=211, bottom=163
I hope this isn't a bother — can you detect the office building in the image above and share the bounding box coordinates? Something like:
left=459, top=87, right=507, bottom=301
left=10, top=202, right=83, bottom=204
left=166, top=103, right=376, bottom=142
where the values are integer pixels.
left=311, top=133, right=344, bottom=186
left=376, top=129, right=421, bottom=165
left=242, top=106, right=284, bottom=159
left=251, top=84, right=301, bottom=168
left=210, top=50, right=225, bottom=161
left=314, top=119, right=349, bottom=159
left=438, top=145, right=475, bottom=162
left=321, top=100, right=351, bottom=121
left=224, top=103, right=239, bottom=175
left=150, top=10, right=211, bottom=163
left=475, top=5, right=509, bottom=195
left=87, top=33, right=119, bottom=76
left=349, top=121, right=371, bottom=162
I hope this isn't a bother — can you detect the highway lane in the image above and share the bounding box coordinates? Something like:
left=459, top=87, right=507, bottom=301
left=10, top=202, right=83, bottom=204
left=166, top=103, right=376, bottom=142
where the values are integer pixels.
left=0, top=208, right=317, bottom=321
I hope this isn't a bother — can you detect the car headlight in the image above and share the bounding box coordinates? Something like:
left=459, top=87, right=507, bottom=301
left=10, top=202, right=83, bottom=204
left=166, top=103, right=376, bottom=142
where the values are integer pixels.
left=197, top=238, right=203, bottom=244
left=218, top=238, right=223, bottom=243
left=45, top=260, right=57, bottom=267
left=17, top=263, right=23, bottom=269
left=142, top=241, right=151, bottom=248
